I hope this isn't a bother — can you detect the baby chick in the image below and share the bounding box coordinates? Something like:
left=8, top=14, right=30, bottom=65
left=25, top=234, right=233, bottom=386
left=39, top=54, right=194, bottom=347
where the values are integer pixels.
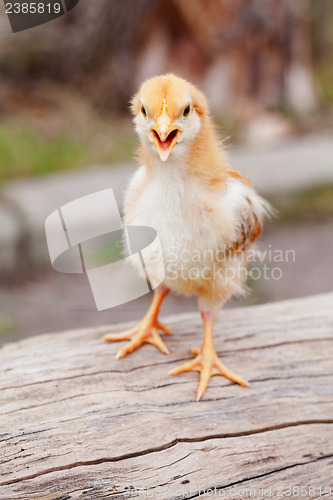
left=104, top=74, right=271, bottom=400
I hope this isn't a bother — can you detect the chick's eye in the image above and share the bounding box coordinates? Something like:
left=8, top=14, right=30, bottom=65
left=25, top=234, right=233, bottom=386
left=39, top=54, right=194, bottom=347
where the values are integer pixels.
left=141, top=106, right=147, bottom=117
left=183, top=105, right=190, bottom=117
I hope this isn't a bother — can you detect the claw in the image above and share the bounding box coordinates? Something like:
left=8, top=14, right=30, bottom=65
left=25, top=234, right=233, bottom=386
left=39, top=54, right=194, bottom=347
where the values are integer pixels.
left=170, top=347, right=248, bottom=400
left=105, top=319, right=171, bottom=358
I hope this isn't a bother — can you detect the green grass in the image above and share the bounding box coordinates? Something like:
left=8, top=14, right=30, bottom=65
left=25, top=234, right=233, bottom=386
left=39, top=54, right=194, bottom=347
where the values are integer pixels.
left=0, top=314, right=16, bottom=335
left=107, top=133, right=136, bottom=163
left=0, top=122, right=137, bottom=185
left=214, top=114, right=242, bottom=144
left=91, top=243, right=124, bottom=266
left=0, top=126, right=87, bottom=184
left=271, top=184, right=333, bottom=223
left=317, top=65, right=333, bottom=105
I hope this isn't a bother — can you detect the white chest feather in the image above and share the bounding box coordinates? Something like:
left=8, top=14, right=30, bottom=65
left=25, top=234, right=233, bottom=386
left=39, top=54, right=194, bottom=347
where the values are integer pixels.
left=123, top=163, right=263, bottom=298
left=124, top=165, right=234, bottom=255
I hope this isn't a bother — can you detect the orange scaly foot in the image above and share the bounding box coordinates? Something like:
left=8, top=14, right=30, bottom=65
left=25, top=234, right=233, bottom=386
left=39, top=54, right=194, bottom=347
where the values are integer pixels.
left=104, top=318, right=171, bottom=359
left=169, top=312, right=248, bottom=401
left=170, top=345, right=248, bottom=401
left=104, top=286, right=171, bottom=359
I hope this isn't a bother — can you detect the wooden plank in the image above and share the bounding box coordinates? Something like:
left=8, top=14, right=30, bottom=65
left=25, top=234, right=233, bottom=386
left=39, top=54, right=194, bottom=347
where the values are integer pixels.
left=0, top=293, right=332, bottom=499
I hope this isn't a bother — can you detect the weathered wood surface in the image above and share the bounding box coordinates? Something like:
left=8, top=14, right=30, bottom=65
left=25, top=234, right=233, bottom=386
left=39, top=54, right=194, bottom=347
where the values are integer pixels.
left=0, top=293, right=332, bottom=499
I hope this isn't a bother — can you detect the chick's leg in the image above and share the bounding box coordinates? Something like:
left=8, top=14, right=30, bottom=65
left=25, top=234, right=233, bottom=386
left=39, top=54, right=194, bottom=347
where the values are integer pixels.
left=170, top=301, right=248, bottom=401
left=104, top=285, right=170, bottom=359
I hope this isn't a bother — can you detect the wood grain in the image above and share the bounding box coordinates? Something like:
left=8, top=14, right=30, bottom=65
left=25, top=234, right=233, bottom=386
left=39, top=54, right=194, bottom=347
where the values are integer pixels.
left=0, top=293, right=332, bottom=499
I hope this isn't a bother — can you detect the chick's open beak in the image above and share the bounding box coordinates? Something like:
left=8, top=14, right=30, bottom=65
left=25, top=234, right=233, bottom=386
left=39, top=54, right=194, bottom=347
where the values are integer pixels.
left=151, top=114, right=180, bottom=162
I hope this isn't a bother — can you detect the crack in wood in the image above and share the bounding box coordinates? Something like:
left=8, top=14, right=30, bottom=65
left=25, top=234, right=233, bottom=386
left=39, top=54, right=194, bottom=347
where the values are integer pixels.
left=2, top=335, right=332, bottom=394
left=3, top=368, right=331, bottom=419
left=1, top=420, right=332, bottom=487
left=0, top=427, right=57, bottom=443
left=0, top=381, right=192, bottom=417
left=251, top=372, right=333, bottom=383
left=1, top=294, right=332, bottom=497
left=184, top=453, right=333, bottom=499
left=218, top=336, right=333, bottom=354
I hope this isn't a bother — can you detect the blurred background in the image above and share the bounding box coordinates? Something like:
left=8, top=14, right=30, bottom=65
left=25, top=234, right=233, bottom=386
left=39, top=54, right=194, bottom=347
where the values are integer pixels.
left=0, top=0, right=332, bottom=344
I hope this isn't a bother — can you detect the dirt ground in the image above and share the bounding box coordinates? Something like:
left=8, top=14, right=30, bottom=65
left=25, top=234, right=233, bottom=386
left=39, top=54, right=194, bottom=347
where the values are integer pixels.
left=1, top=219, right=332, bottom=346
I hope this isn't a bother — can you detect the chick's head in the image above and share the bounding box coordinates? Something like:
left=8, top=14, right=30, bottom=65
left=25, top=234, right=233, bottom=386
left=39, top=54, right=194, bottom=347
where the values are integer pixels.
left=131, top=74, right=208, bottom=163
